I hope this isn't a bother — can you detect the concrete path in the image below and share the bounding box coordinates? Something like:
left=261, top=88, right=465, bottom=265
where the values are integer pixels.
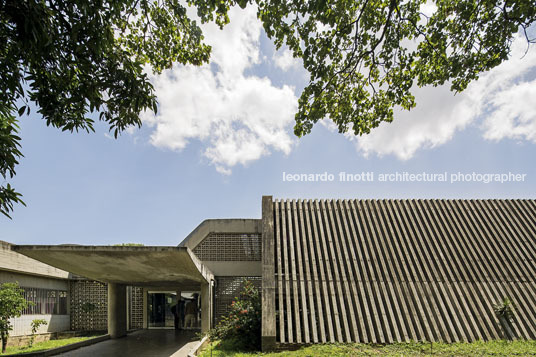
left=57, top=330, right=200, bottom=357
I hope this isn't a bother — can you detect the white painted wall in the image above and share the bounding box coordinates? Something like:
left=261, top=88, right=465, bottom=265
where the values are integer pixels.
left=9, top=314, right=70, bottom=336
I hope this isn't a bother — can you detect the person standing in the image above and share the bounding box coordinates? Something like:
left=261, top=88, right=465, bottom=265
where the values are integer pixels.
left=171, top=302, right=179, bottom=330
left=184, top=297, right=198, bottom=328
left=178, top=299, right=185, bottom=329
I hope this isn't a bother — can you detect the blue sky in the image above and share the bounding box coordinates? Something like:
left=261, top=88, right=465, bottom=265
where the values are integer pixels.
left=2, top=7, right=535, bottom=246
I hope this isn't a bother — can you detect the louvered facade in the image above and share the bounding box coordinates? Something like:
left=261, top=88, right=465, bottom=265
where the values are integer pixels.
left=261, top=198, right=536, bottom=348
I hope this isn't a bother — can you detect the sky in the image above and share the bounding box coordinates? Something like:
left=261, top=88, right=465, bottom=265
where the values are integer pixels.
left=2, top=6, right=536, bottom=246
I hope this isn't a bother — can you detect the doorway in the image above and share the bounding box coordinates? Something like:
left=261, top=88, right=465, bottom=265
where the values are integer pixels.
left=180, top=292, right=201, bottom=330
left=148, top=292, right=176, bottom=328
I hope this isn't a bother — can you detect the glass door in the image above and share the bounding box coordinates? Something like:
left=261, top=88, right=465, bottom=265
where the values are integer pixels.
left=148, top=292, right=177, bottom=328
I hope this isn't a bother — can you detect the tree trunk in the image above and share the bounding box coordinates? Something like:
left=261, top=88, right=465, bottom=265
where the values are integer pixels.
left=499, top=316, right=514, bottom=340
left=1, top=332, right=7, bottom=353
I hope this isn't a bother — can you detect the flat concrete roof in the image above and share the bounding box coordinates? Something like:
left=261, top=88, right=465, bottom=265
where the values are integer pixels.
left=12, top=245, right=213, bottom=287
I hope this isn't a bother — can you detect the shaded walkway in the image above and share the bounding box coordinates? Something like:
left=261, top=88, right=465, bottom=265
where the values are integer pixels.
left=58, top=330, right=200, bottom=357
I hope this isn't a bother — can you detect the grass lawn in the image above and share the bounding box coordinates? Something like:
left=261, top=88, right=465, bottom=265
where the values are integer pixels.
left=0, top=335, right=99, bottom=355
left=199, top=339, right=536, bottom=356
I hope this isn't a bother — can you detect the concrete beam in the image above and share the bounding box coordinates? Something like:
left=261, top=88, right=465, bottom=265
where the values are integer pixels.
left=261, top=196, right=276, bottom=351
left=108, top=283, right=127, bottom=338
left=201, top=261, right=261, bottom=277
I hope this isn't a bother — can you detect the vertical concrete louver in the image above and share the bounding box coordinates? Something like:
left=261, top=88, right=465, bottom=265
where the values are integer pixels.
left=268, top=199, right=536, bottom=346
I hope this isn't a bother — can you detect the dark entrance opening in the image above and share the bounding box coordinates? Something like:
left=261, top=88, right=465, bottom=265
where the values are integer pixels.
left=148, top=292, right=176, bottom=328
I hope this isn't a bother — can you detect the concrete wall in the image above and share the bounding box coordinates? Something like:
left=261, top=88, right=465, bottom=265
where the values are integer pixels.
left=0, top=271, right=68, bottom=291
left=261, top=196, right=276, bottom=351
left=0, top=241, right=69, bottom=279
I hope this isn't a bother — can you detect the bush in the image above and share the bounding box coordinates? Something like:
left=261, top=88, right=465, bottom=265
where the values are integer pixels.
left=494, top=297, right=515, bottom=323
left=0, top=282, right=30, bottom=353
left=28, top=319, right=48, bottom=347
left=207, top=280, right=261, bottom=351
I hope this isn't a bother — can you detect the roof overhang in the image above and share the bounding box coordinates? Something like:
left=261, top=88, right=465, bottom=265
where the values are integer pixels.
left=12, top=245, right=214, bottom=287
left=179, top=219, right=261, bottom=249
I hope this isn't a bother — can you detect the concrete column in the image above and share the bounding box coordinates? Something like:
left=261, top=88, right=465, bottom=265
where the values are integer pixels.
left=126, top=286, right=131, bottom=330
left=108, top=283, right=127, bottom=338
left=176, top=289, right=182, bottom=329
left=200, top=282, right=211, bottom=333
left=142, top=288, right=148, bottom=329
left=261, top=195, right=276, bottom=351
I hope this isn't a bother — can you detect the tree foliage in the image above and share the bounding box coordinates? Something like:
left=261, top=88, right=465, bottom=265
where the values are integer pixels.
left=257, top=0, right=535, bottom=137
left=0, top=282, right=29, bottom=353
left=1, top=0, right=535, bottom=217
left=0, top=0, right=228, bottom=218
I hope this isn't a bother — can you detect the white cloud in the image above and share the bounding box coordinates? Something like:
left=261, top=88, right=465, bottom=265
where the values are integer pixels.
left=352, top=85, right=477, bottom=160
left=482, top=80, right=536, bottom=142
left=352, top=35, right=536, bottom=159
left=273, top=48, right=300, bottom=71
left=142, top=6, right=298, bottom=174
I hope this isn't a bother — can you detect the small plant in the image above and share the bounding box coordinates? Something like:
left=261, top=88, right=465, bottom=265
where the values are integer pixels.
left=494, top=297, right=516, bottom=323
left=28, top=319, right=47, bottom=347
left=207, top=280, right=261, bottom=351
left=0, top=282, right=30, bottom=353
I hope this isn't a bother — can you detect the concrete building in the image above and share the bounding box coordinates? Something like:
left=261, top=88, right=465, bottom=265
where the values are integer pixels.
left=5, top=197, right=536, bottom=351
left=0, top=241, right=70, bottom=337
left=3, top=219, right=262, bottom=340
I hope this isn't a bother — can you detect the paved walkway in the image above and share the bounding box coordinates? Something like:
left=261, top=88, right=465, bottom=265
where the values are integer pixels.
left=58, top=329, right=201, bottom=357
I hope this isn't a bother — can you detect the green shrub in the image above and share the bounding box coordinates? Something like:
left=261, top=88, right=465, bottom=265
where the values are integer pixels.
left=0, top=282, right=30, bottom=353
left=207, top=280, right=261, bottom=351
left=28, top=319, right=47, bottom=347
left=494, top=297, right=515, bottom=323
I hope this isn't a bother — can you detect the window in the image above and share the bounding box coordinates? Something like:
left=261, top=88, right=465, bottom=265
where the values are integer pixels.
left=21, top=287, right=68, bottom=315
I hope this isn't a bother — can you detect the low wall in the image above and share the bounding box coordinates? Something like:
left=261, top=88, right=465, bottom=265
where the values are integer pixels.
left=7, top=333, right=55, bottom=348
left=9, top=315, right=70, bottom=337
